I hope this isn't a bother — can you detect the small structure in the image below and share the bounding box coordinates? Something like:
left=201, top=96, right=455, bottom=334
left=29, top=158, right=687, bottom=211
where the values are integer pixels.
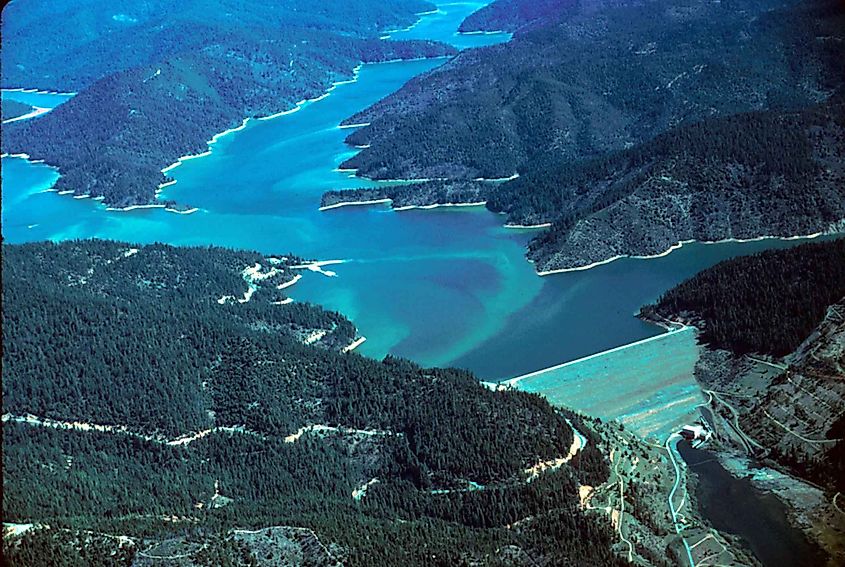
left=680, top=424, right=706, bottom=441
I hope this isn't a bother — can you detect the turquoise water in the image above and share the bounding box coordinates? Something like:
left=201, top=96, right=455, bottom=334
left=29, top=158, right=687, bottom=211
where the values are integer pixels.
left=451, top=235, right=843, bottom=380
left=509, top=327, right=702, bottom=441
left=382, top=2, right=511, bottom=48
left=0, top=2, right=837, bottom=382
left=1, top=89, right=73, bottom=110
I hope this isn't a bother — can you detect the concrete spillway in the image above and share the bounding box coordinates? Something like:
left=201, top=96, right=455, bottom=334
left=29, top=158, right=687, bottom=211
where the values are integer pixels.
left=507, top=326, right=703, bottom=441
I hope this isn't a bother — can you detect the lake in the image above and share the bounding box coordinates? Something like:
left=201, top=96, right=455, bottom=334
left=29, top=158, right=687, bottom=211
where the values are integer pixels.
left=1, top=88, right=74, bottom=109
left=0, top=1, right=832, bottom=383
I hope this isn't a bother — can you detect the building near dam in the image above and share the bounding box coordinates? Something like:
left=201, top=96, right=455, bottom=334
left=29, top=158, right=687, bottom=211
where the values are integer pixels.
left=680, top=424, right=707, bottom=441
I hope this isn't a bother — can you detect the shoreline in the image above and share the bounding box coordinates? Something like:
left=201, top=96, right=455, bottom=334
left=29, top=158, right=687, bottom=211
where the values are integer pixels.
left=104, top=204, right=199, bottom=214
left=340, top=173, right=449, bottom=183
left=291, top=260, right=345, bottom=277
left=458, top=29, right=508, bottom=36
left=335, top=169, right=517, bottom=186
left=504, top=222, right=551, bottom=229
left=379, top=8, right=443, bottom=39
left=1, top=87, right=76, bottom=96
left=276, top=274, right=303, bottom=290
left=3, top=50, right=444, bottom=215
left=6, top=56, right=366, bottom=215
left=105, top=204, right=166, bottom=212
left=319, top=198, right=392, bottom=211
left=503, top=325, right=692, bottom=387
left=343, top=336, right=367, bottom=353
left=536, top=230, right=837, bottom=276
left=159, top=117, right=251, bottom=176
left=321, top=194, right=550, bottom=223
left=473, top=173, right=519, bottom=182
left=2, top=3, right=460, bottom=219
left=259, top=64, right=364, bottom=122
left=361, top=55, right=452, bottom=67
left=1, top=152, right=60, bottom=173
left=338, top=121, right=371, bottom=129
left=2, top=106, right=51, bottom=124
left=394, top=201, right=487, bottom=211
left=165, top=207, right=200, bottom=215
left=158, top=61, right=368, bottom=189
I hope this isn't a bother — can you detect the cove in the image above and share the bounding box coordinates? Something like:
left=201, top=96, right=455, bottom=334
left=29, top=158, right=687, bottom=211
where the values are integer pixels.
left=1, top=89, right=74, bottom=108
left=1, top=89, right=74, bottom=118
left=0, top=1, right=836, bottom=383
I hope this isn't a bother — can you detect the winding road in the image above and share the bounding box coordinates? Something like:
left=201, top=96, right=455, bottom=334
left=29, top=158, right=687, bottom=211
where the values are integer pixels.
left=703, top=390, right=764, bottom=454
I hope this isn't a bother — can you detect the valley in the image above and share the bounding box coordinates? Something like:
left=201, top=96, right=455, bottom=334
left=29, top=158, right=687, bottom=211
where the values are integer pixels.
left=2, top=0, right=843, bottom=565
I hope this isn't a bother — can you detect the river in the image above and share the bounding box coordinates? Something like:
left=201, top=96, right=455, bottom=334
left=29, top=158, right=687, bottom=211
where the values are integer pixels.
left=677, top=441, right=827, bottom=567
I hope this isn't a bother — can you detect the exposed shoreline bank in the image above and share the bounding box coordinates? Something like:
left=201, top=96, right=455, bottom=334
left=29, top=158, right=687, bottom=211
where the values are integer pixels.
left=1, top=87, right=77, bottom=96
left=343, top=336, right=367, bottom=353
left=504, top=222, right=551, bottom=229
left=4, top=39, right=448, bottom=213
left=536, top=230, right=840, bottom=276
left=394, top=201, right=487, bottom=211
left=2, top=106, right=51, bottom=124
left=318, top=198, right=392, bottom=211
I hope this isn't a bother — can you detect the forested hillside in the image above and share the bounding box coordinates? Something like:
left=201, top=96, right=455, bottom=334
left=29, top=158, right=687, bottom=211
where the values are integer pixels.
left=648, top=239, right=845, bottom=519
left=3, top=240, right=636, bottom=566
left=0, top=1, right=454, bottom=207
left=330, top=0, right=845, bottom=271
left=1, top=99, right=32, bottom=121
left=517, top=97, right=845, bottom=271
left=0, top=0, right=436, bottom=91
left=641, top=239, right=845, bottom=357
left=321, top=179, right=489, bottom=210
left=324, top=95, right=845, bottom=261
left=457, top=0, right=568, bottom=33
left=343, top=0, right=844, bottom=180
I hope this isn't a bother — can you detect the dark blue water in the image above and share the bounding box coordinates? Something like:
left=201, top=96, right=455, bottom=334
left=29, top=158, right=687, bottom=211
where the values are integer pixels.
left=678, top=441, right=827, bottom=567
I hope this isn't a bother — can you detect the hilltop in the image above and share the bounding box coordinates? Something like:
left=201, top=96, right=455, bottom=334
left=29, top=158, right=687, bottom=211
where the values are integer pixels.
left=3, top=239, right=644, bottom=566
left=0, top=1, right=455, bottom=208
left=329, top=0, right=845, bottom=271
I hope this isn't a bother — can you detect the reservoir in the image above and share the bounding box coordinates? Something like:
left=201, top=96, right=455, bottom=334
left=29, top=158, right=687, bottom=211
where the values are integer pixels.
left=1, top=88, right=74, bottom=110
left=0, top=1, right=834, bottom=382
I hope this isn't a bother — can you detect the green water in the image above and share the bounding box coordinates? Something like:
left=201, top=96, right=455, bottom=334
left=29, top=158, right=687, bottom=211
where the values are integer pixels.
left=0, top=2, right=836, bottom=385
